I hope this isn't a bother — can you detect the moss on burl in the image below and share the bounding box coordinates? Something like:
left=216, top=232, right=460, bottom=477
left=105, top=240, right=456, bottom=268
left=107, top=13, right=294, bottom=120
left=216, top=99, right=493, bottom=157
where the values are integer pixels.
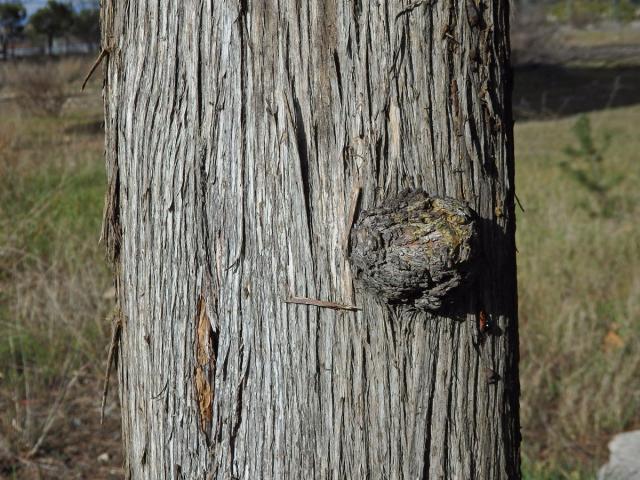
left=349, top=190, right=479, bottom=312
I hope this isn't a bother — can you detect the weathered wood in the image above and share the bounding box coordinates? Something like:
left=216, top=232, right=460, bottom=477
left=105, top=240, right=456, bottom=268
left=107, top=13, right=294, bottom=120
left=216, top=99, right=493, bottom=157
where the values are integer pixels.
left=101, top=1, right=520, bottom=478
left=349, top=190, right=479, bottom=311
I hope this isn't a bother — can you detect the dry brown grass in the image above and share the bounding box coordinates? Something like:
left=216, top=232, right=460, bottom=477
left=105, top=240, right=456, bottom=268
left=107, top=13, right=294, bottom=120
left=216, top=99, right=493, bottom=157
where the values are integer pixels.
left=511, top=4, right=561, bottom=65
left=516, top=107, right=640, bottom=477
left=0, top=57, right=89, bottom=117
left=562, top=25, right=640, bottom=49
left=0, top=57, right=121, bottom=478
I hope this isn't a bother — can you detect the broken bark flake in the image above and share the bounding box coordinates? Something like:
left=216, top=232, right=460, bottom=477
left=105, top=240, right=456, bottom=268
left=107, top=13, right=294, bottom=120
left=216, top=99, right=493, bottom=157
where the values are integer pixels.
left=194, top=296, right=216, bottom=441
left=349, top=189, right=479, bottom=312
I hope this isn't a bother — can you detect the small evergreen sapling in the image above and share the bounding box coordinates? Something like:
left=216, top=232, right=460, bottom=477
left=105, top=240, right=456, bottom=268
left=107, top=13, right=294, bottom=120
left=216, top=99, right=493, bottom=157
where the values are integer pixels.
left=560, top=115, right=623, bottom=217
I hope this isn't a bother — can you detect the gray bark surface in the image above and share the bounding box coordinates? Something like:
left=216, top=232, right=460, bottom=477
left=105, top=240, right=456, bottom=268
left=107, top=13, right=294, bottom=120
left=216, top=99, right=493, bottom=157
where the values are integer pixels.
left=100, top=1, right=520, bottom=478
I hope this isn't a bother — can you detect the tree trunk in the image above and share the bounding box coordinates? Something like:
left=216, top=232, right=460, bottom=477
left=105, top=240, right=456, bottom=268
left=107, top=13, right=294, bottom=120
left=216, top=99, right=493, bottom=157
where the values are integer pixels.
left=101, top=1, right=520, bottom=478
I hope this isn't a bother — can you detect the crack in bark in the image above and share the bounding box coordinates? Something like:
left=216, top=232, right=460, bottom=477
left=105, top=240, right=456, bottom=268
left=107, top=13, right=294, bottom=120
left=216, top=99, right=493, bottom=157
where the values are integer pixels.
left=333, top=49, right=343, bottom=105
left=229, top=347, right=251, bottom=473
left=290, top=91, right=314, bottom=253
left=194, top=295, right=218, bottom=444
left=395, top=0, right=431, bottom=22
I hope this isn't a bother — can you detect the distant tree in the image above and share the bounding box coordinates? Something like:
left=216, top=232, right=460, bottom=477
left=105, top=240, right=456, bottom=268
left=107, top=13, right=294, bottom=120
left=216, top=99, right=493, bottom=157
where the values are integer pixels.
left=0, top=2, right=26, bottom=60
left=29, top=1, right=74, bottom=55
left=71, top=7, right=99, bottom=50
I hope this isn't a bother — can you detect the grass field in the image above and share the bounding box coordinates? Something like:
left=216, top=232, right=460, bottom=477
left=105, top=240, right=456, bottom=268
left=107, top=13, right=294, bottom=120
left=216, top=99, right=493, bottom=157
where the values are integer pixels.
left=1, top=56, right=639, bottom=478
left=0, top=58, right=123, bottom=478
left=516, top=108, right=640, bottom=478
left=563, top=27, right=640, bottom=48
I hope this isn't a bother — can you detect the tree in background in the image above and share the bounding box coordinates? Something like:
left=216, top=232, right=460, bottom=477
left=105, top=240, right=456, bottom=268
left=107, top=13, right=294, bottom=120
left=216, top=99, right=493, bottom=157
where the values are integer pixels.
left=71, top=7, right=98, bottom=50
left=29, top=1, right=74, bottom=55
left=0, top=2, right=26, bottom=60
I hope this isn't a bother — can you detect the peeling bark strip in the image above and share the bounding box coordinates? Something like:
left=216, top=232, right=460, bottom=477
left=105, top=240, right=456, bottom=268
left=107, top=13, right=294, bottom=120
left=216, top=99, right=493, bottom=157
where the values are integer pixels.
left=103, top=0, right=520, bottom=478
left=194, top=296, right=217, bottom=441
left=98, top=0, right=119, bottom=266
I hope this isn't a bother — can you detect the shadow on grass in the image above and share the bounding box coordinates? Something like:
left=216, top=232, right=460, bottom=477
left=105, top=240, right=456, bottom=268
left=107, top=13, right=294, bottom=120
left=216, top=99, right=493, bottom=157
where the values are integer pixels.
left=513, top=64, right=640, bottom=121
left=64, top=119, right=104, bottom=136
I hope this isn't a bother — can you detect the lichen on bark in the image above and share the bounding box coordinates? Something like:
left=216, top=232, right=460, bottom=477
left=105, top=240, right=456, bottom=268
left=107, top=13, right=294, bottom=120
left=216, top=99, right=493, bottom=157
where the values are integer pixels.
left=349, top=189, right=479, bottom=312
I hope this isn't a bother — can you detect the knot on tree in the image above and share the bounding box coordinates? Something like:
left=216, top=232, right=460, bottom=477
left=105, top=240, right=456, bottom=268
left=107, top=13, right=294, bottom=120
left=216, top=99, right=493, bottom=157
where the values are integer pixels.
left=349, top=190, right=479, bottom=312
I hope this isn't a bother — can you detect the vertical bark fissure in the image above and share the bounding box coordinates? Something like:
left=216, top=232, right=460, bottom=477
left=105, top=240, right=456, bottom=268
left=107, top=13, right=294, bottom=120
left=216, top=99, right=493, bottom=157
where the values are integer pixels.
left=290, top=91, right=314, bottom=253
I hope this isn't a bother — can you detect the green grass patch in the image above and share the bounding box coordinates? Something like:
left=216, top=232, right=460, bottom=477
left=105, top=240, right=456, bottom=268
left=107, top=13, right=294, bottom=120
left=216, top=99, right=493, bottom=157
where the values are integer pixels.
left=1, top=162, right=105, bottom=262
left=516, top=104, right=640, bottom=477
left=523, top=455, right=595, bottom=480
left=0, top=76, right=113, bottom=453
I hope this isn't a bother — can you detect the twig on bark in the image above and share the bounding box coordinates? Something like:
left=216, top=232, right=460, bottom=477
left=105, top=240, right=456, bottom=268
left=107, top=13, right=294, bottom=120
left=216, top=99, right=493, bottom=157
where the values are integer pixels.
left=285, top=296, right=360, bottom=312
left=81, top=48, right=109, bottom=91
left=515, top=192, right=526, bottom=213
left=100, top=310, right=122, bottom=424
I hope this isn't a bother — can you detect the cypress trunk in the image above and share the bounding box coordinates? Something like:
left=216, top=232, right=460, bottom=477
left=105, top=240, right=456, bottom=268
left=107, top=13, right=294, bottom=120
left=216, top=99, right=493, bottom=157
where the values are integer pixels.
left=101, top=0, right=520, bottom=478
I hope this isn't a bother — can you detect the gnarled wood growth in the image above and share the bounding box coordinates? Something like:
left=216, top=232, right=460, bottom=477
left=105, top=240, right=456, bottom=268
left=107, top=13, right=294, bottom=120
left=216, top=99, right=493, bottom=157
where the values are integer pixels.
left=350, top=190, right=480, bottom=311
left=101, top=0, right=520, bottom=478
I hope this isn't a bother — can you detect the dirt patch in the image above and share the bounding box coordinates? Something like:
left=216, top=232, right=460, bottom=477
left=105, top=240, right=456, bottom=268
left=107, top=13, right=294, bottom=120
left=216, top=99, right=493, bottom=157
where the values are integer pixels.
left=0, top=377, right=123, bottom=480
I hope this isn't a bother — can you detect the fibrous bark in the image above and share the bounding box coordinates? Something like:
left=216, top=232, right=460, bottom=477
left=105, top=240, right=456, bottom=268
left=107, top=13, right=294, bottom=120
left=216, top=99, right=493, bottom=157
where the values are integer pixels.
left=101, top=0, right=520, bottom=478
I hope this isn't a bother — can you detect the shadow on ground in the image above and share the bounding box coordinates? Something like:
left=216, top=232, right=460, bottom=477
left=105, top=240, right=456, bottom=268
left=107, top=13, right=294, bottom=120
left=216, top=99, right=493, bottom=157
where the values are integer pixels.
left=513, top=63, right=640, bottom=120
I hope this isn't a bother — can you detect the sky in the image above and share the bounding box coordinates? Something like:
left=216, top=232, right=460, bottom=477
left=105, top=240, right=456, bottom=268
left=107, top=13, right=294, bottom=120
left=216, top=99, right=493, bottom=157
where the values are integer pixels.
left=22, top=1, right=46, bottom=15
